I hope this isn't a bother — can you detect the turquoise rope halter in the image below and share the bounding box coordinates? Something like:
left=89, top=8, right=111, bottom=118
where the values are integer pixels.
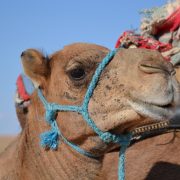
left=38, top=48, right=132, bottom=180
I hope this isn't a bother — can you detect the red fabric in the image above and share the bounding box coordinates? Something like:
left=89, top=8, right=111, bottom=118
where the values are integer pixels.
left=155, top=7, right=180, bottom=35
left=115, top=31, right=172, bottom=52
left=137, top=37, right=172, bottom=52
left=115, top=31, right=129, bottom=48
left=16, top=75, right=30, bottom=101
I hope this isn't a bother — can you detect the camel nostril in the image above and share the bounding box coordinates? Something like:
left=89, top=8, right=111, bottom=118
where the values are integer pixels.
left=139, top=59, right=175, bottom=75
left=139, top=64, right=165, bottom=74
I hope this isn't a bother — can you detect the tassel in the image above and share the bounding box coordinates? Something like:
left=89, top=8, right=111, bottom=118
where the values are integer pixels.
left=40, top=129, right=59, bottom=150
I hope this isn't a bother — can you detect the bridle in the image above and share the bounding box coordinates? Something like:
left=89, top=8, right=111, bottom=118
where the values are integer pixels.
left=131, top=120, right=180, bottom=143
left=37, top=48, right=180, bottom=180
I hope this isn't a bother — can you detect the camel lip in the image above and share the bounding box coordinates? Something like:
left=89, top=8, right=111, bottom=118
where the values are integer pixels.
left=128, top=99, right=175, bottom=121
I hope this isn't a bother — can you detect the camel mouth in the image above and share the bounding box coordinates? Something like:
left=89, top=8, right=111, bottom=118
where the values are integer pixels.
left=128, top=98, right=175, bottom=121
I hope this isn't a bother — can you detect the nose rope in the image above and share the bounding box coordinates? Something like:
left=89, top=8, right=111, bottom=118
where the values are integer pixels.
left=38, top=48, right=132, bottom=180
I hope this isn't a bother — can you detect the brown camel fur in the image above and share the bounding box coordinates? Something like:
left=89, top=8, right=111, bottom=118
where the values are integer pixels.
left=1, top=43, right=180, bottom=180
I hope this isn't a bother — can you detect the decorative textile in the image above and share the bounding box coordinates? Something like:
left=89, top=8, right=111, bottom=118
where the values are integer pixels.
left=155, top=7, right=180, bottom=35
left=140, top=2, right=180, bottom=65
left=16, top=74, right=34, bottom=101
left=115, top=31, right=172, bottom=52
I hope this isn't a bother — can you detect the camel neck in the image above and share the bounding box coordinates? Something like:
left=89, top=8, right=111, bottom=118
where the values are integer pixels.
left=19, top=98, right=104, bottom=180
left=21, top=131, right=103, bottom=180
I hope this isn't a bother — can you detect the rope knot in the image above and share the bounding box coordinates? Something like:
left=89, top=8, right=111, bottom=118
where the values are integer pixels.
left=45, top=104, right=57, bottom=124
left=100, top=132, right=132, bottom=146
left=40, top=128, right=59, bottom=150
left=100, top=132, right=113, bottom=143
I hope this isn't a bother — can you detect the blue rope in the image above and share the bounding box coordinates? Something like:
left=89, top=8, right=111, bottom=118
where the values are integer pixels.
left=119, top=145, right=128, bottom=180
left=38, top=48, right=132, bottom=180
left=83, top=49, right=118, bottom=108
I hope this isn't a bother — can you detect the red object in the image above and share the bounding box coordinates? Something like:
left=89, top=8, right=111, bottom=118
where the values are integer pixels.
left=155, top=7, right=180, bottom=35
left=16, top=75, right=30, bottom=101
left=115, top=31, right=172, bottom=52
left=115, top=31, right=130, bottom=48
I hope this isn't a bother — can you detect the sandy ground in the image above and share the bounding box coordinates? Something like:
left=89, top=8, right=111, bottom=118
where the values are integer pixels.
left=0, top=136, right=16, bottom=153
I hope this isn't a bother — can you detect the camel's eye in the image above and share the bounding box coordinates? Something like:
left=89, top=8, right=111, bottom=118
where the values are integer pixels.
left=69, top=67, right=86, bottom=80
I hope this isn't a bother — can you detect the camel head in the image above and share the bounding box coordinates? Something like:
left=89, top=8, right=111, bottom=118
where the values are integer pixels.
left=21, top=43, right=180, bottom=155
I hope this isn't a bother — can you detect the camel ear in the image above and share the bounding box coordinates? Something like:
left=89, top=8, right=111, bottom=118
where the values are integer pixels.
left=21, top=49, right=50, bottom=88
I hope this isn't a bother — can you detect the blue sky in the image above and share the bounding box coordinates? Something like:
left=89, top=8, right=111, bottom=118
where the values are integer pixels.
left=0, top=0, right=167, bottom=135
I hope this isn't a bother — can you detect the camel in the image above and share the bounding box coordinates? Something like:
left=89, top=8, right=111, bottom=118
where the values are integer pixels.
left=10, top=2, right=180, bottom=180
left=1, top=43, right=179, bottom=180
